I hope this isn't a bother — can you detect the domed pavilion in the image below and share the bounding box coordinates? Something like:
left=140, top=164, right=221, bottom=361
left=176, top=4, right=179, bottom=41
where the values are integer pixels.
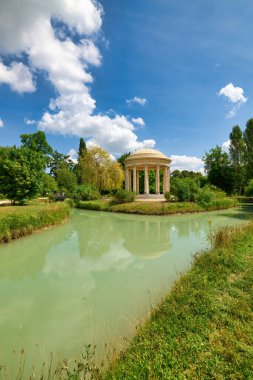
left=124, top=149, right=171, bottom=195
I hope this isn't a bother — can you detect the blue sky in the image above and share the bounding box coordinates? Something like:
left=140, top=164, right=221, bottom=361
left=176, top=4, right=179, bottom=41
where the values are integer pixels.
left=0, top=0, right=253, bottom=171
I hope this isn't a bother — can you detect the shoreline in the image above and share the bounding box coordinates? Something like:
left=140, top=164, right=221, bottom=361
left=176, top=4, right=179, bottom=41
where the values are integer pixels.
left=101, top=222, right=253, bottom=379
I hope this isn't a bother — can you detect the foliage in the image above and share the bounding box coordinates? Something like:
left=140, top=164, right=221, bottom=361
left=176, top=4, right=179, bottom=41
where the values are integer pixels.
left=55, top=168, right=77, bottom=194
left=49, top=150, right=75, bottom=178
left=229, top=125, right=245, bottom=194
left=0, top=146, right=46, bottom=203
left=114, top=189, right=136, bottom=203
left=79, top=146, right=124, bottom=191
left=104, top=223, right=253, bottom=379
left=245, top=179, right=253, bottom=197
left=77, top=200, right=110, bottom=211
left=164, top=192, right=177, bottom=202
left=203, top=145, right=233, bottom=194
left=170, top=177, right=199, bottom=201
left=0, top=203, right=69, bottom=243
left=244, top=118, right=253, bottom=180
left=63, top=198, right=75, bottom=208
left=117, top=152, right=131, bottom=168
left=72, top=184, right=100, bottom=202
left=78, top=138, right=87, bottom=159
left=40, top=173, right=57, bottom=196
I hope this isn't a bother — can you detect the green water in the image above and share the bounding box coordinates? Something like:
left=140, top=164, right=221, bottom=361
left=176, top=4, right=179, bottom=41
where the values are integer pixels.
left=0, top=206, right=252, bottom=375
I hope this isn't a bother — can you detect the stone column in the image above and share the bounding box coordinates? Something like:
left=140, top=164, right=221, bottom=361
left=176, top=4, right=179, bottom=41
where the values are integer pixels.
left=163, top=166, right=170, bottom=193
left=129, top=169, right=132, bottom=191
left=133, top=166, right=137, bottom=193
left=156, top=165, right=160, bottom=194
left=136, top=170, right=140, bottom=194
left=125, top=169, right=129, bottom=191
left=144, top=165, right=149, bottom=194
left=163, top=167, right=167, bottom=194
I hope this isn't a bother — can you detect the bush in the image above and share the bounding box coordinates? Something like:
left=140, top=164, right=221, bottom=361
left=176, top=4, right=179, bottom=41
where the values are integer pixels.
left=170, top=178, right=199, bottom=202
left=114, top=189, right=136, bottom=203
left=196, top=189, right=215, bottom=207
left=245, top=179, right=253, bottom=196
left=164, top=192, right=177, bottom=202
left=63, top=198, right=75, bottom=208
left=72, top=185, right=100, bottom=202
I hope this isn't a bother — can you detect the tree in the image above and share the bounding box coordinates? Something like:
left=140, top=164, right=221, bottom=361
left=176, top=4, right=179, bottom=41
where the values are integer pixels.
left=229, top=125, right=245, bottom=194
left=79, top=146, right=124, bottom=191
left=78, top=138, right=87, bottom=159
left=40, top=173, right=57, bottom=196
left=49, top=150, right=75, bottom=178
left=117, top=152, right=131, bottom=168
left=203, top=146, right=233, bottom=193
left=55, top=168, right=77, bottom=194
left=243, top=118, right=253, bottom=180
left=21, top=131, right=53, bottom=168
left=0, top=146, right=45, bottom=203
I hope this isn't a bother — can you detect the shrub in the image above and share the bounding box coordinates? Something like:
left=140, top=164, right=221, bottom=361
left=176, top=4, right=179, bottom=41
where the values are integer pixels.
left=170, top=178, right=199, bottom=202
left=114, top=189, right=136, bottom=203
left=72, top=184, right=100, bottom=202
left=63, top=198, right=75, bottom=208
left=245, top=179, right=253, bottom=196
left=196, top=189, right=215, bottom=207
left=164, top=192, right=177, bottom=202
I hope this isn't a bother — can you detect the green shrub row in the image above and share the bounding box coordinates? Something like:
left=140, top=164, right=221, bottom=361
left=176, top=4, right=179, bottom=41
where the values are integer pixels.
left=0, top=203, right=70, bottom=243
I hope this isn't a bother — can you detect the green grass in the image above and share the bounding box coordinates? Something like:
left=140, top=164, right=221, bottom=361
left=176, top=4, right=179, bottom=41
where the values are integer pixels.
left=102, top=223, right=253, bottom=380
left=0, top=202, right=70, bottom=243
left=77, top=198, right=238, bottom=215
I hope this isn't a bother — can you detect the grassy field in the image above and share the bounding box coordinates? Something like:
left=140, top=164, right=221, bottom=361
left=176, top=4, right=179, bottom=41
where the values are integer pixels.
left=77, top=198, right=238, bottom=215
left=100, top=223, right=253, bottom=380
left=0, top=202, right=70, bottom=243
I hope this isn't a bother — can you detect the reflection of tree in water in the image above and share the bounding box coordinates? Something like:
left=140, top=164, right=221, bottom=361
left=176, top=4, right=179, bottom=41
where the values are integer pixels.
left=170, top=215, right=209, bottom=240
left=0, top=221, right=74, bottom=280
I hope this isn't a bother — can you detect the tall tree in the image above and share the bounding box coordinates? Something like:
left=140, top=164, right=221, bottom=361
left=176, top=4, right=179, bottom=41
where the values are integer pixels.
left=117, top=152, right=131, bottom=168
left=203, top=146, right=233, bottom=193
left=79, top=146, right=124, bottom=190
left=244, top=118, right=253, bottom=180
left=21, top=131, right=53, bottom=168
left=229, top=125, right=245, bottom=194
left=78, top=138, right=87, bottom=159
left=49, top=150, right=74, bottom=178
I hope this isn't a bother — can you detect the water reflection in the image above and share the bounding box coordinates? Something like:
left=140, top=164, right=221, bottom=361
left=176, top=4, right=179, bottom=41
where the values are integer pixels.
left=0, top=206, right=251, bottom=375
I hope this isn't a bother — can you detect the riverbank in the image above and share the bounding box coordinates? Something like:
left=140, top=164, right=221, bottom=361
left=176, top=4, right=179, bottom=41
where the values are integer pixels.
left=77, top=198, right=238, bottom=215
left=101, top=222, right=253, bottom=379
left=0, top=202, right=70, bottom=243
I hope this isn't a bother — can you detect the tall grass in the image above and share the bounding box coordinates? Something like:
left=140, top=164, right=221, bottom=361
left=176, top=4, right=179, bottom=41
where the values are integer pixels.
left=0, top=203, right=70, bottom=243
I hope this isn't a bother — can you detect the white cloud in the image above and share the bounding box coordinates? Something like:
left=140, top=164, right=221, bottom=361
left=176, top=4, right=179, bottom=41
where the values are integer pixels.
left=24, top=118, right=36, bottom=125
left=126, top=97, right=147, bottom=106
left=67, top=148, right=78, bottom=164
left=222, top=140, right=230, bottom=153
left=0, top=0, right=154, bottom=155
left=170, top=155, right=204, bottom=173
left=218, top=83, right=247, bottom=118
left=132, top=117, right=145, bottom=127
left=0, top=61, right=35, bottom=93
left=0, top=118, right=4, bottom=128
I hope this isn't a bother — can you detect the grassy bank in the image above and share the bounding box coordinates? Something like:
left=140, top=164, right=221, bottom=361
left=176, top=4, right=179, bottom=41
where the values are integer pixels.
left=77, top=198, right=238, bottom=215
left=0, top=202, right=70, bottom=243
left=101, top=223, right=253, bottom=380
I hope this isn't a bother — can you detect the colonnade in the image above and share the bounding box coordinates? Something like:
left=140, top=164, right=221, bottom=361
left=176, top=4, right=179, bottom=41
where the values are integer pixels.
left=125, top=165, right=170, bottom=194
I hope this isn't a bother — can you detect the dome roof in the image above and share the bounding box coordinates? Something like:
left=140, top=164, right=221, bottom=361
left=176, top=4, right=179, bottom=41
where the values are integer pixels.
left=125, top=148, right=170, bottom=161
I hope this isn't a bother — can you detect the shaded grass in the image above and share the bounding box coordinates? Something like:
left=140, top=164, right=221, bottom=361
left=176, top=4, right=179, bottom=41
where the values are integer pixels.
left=103, top=223, right=253, bottom=380
left=0, top=203, right=70, bottom=243
left=77, top=198, right=238, bottom=215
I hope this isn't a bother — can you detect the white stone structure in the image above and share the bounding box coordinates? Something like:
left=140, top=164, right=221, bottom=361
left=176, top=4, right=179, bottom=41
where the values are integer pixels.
left=124, top=149, right=171, bottom=194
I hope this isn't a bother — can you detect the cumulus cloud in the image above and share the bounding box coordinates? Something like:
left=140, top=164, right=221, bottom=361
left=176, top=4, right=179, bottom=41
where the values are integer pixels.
left=0, top=0, right=154, bottom=154
left=170, top=155, right=204, bottom=173
left=222, top=140, right=230, bottom=153
left=218, top=83, right=247, bottom=118
left=24, top=118, right=36, bottom=125
left=0, top=61, right=35, bottom=93
left=0, top=118, right=4, bottom=128
left=132, top=117, right=145, bottom=127
left=126, top=97, right=147, bottom=106
left=67, top=148, right=78, bottom=164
